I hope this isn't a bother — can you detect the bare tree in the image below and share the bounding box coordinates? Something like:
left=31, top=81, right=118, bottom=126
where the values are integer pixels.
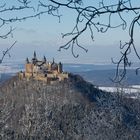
left=0, top=0, right=53, bottom=63
left=0, top=41, right=17, bottom=64
left=37, top=0, right=140, bottom=82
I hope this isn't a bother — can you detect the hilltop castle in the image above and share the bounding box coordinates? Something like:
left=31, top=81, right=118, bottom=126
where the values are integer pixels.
left=19, top=51, right=68, bottom=83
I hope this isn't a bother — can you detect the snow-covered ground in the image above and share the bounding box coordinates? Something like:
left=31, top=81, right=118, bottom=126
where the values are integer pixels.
left=99, top=86, right=140, bottom=93
left=99, top=86, right=140, bottom=99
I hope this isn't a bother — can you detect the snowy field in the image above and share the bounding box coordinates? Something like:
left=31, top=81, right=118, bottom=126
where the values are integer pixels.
left=99, top=86, right=140, bottom=93
left=99, top=86, right=140, bottom=99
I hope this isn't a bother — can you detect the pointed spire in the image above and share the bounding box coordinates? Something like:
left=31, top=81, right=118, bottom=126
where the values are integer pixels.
left=43, top=56, right=46, bottom=63
left=32, top=51, right=37, bottom=65
left=52, top=58, right=55, bottom=63
left=26, top=57, right=29, bottom=63
left=33, top=51, right=37, bottom=59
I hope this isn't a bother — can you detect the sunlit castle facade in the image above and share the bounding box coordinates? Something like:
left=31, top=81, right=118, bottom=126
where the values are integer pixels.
left=19, top=51, right=68, bottom=83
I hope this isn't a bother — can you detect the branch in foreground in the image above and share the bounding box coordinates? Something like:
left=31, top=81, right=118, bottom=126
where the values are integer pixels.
left=0, top=41, right=17, bottom=64
left=43, top=0, right=140, bottom=82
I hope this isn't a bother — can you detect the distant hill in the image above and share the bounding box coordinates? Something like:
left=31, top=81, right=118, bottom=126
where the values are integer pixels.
left=0, top=73, right=15, bottom=84
left=75, top=69, right=140, bottom=86
left=1, top=63, right=140, bottom=86
left=0, top=74, right=140, bottom=140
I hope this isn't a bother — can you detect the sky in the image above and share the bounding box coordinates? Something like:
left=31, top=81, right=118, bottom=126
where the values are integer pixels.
left=0, top=0, right=140, bottom=64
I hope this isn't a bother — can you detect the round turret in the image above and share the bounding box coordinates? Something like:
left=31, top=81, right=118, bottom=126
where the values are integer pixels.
left=58, top=62, right=63, bottom=73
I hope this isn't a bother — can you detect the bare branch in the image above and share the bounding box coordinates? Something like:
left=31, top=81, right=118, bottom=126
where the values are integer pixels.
left=38, top=0, right=140, bottom=82
left=0, top=41, right=17, bottom=64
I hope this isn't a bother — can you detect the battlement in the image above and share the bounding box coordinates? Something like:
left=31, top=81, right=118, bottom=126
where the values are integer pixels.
left=19, top=51, right=69, bottom=83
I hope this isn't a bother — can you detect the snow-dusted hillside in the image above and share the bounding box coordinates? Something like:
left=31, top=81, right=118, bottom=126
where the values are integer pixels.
left=99, top=86, right=140, bottom=99
left=0, top=74, right=140, bottom=140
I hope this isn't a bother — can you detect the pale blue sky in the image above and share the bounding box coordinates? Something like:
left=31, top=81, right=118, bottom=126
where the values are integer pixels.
left=1, top=0, right=140, bottom=64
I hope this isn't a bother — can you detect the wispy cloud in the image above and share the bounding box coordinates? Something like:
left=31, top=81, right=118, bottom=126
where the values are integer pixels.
left=16, top=28, right=36, bottom=34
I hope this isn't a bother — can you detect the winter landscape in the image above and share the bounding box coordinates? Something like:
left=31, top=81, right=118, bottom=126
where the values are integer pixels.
left=1, top=0, right=140, bottom=139
left=0, top=60, right=140, bottom=139
left=1, top=61, right=140, bottom=98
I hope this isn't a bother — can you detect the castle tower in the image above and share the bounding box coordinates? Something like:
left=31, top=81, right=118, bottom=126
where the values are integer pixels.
left=58, top=62, right=63, bottom=73
left=43, top=56, right=46, bottom=63
left=52, top=58, right=55, bottom=64
left=33, top=51, right=37, bottom=59
left=48, top=62, right=52, bottom=71
left=26, top=57, right=29, bottom=64
left=25, top=63, right=34, bottom=73
left=25, top=57, right=33, bottom=73
left=32, top=51, right=37, bottom=65
left=51, top=58, right=58, bottom=71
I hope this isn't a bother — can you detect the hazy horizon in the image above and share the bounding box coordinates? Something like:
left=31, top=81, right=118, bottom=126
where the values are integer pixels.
left=1, top=0, right=140, bottom=64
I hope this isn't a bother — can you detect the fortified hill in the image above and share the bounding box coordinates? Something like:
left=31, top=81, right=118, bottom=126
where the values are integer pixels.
left=19, top=51, right=68, bottom=83
left=0, top=53, right=140, bottom=139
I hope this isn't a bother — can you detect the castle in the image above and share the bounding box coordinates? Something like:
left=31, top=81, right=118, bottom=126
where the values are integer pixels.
left=19, top=51, right=68, bottom=83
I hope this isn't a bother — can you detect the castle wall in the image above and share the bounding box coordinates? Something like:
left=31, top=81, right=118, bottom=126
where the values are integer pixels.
left=47, top=74, right=57, bottom=78
left=34, top=76, right=48, bottom=82
left=25, top=72, right=33, bottom=79
left=58, top=73, right=69, bottom=81
left=52, top=70, right=59, bottom=74
left=33, top=65, right=39, bottom=73
left=18, top=72, right=25, bottom=79
left=58, top=63, right=63, bottom=73
left=25, top=64, right=34, bottom=73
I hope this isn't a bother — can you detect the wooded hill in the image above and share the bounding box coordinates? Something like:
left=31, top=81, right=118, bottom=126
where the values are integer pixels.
left=0, top=74, right=140, bottom=140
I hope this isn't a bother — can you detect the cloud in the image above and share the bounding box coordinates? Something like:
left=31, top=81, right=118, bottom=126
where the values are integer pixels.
left=16, top=28, right=36, bottom=34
